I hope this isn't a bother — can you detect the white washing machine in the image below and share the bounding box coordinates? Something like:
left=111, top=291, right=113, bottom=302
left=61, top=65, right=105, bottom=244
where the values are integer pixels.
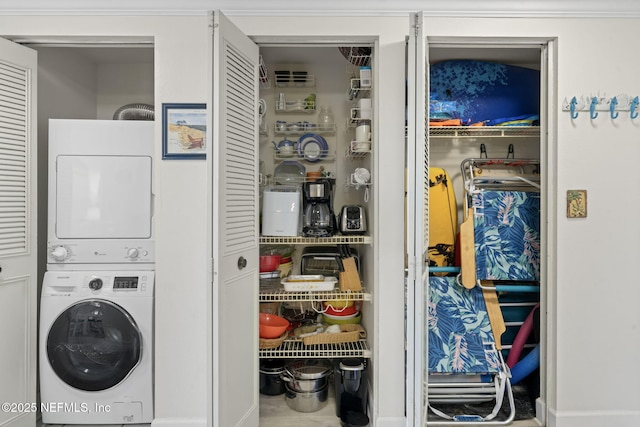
left=39, top=270, right=154, bottom=424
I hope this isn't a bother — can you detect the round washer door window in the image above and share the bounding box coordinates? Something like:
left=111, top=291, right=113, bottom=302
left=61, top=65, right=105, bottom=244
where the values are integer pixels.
left=46, top=299, right=142, bottom=391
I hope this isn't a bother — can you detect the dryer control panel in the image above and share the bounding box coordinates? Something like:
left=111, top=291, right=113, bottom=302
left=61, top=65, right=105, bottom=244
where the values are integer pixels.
left=47, top=240, right=155, bottom=266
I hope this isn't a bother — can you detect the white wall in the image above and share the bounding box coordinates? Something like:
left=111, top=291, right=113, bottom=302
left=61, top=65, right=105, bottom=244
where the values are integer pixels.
left=33, top=47, right=98, bottom=287
left=97, top=62, right=154, bottom=119
left=0, top=15, right=210, bottom=427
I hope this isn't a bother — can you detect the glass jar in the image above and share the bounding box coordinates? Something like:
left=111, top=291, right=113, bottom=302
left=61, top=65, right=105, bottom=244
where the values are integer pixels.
left=317, top=106, right=334, bottom=131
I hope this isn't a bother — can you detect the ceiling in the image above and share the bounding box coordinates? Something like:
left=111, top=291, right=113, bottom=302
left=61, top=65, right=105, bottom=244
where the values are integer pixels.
left=0, top=0, right=640, bottom=17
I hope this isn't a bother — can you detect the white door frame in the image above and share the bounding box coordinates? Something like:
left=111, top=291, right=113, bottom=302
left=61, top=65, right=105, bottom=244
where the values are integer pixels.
left=407, top=13, right=558, bottom=426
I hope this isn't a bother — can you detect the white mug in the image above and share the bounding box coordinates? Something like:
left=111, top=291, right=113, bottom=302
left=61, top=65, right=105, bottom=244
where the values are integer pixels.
left=358, top=98, right=372, bottom=119
left=355, top=124, right=371, bottom=142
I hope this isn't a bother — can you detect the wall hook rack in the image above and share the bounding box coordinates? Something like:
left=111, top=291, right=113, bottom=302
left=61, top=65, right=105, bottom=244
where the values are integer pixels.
left=563, top=93, right=639, bottom=120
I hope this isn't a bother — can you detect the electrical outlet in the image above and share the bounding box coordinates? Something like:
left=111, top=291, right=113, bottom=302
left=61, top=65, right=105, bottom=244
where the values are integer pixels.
left=567, top=190, right=587, bottom=218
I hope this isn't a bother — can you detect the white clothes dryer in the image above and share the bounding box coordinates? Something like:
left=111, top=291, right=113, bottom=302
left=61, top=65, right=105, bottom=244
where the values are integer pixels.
left=39, top=270, right=154, bottom=424
left=47, top=119, right=155, bottom=269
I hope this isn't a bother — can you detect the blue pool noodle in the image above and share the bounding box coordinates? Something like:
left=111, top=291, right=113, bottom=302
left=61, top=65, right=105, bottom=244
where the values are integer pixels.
left=510, top=343, right=540, bottom=385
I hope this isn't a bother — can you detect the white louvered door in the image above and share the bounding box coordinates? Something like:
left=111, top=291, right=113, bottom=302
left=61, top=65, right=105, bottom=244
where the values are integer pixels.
left=208, top=11, right=260, bottom=427
left=407, top=12, right=430, bottom=427
left=0, top=38, right=37, bottom=427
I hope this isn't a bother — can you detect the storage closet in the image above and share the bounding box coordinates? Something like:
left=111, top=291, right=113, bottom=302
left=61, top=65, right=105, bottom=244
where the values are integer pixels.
left=407, top=30, right=546, bottom=426
left=256, top=44, right=375, bottom=426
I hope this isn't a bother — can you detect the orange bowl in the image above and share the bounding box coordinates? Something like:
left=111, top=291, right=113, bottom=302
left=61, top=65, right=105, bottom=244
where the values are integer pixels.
left=259, top=313, right=290, bottom=338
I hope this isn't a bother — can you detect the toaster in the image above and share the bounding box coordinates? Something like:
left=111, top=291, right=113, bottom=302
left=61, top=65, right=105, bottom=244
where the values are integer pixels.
left=339, top=205, right=367, bottom=235
left=300, top=246, right=360, bottom=277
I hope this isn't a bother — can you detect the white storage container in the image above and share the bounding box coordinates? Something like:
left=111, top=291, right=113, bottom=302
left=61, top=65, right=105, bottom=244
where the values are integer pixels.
left=262, top=186, right=301, bottom=236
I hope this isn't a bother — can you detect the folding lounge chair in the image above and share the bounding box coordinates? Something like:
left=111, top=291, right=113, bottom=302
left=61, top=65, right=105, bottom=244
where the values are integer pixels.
left=426, top=275, right=515, bottom=425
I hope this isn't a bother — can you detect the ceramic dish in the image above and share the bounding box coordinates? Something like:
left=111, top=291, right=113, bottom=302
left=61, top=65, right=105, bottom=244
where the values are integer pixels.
left=322, top=312, right=362, bottom=325
left=322, top=311, right=360, bottom=320
left=297, top=134, right=328, bottom=162
left=281, top=276, right=338, bottom=292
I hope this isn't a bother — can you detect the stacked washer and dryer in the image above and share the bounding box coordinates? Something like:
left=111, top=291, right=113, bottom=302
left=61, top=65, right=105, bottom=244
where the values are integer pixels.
left=40, top=119, right=155, bottom=425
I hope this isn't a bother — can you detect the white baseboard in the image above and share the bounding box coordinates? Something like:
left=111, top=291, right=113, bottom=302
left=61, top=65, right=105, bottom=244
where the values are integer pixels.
left=151, top=417, right=207, bottom=427
left=373, top=416, right=406, bottom=427
left=548, top=408, right=640, bottom=427
left=535, top=397, right=546, bottom=425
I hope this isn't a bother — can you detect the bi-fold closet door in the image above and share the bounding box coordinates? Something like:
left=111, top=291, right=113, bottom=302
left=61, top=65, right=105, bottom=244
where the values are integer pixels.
left=406, top=11, right=553, bottom=427
left=208, top=10, right=261, bottom=427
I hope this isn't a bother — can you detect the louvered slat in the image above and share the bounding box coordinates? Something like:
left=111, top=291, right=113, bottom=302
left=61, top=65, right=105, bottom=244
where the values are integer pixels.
left=0, top=60, right=27, bottom=256
left=223, top=42, right=257, bottom=253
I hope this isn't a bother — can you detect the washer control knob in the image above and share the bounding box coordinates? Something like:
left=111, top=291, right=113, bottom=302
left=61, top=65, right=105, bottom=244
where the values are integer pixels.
left=50, top=245, right=68, bottom=261
left=89, top=278, right=103, bottom=290
left=127, top=248, right=140, bottom=259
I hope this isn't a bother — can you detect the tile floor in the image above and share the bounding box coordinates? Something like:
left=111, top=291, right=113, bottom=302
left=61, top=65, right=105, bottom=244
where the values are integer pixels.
left=36, top=396, right=543, bottom=427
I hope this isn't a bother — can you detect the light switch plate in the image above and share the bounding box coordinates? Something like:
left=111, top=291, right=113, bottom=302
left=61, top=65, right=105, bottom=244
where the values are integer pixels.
left=567, top=190, right=587, bottom=218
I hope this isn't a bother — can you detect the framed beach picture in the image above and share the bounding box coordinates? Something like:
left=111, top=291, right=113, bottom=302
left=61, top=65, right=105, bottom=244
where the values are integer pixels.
left=162, top=103, right=207, bottom=159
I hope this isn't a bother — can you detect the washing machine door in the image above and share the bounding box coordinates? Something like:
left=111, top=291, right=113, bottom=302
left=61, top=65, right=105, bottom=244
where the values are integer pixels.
left=46, top=299, right=142, bottom=391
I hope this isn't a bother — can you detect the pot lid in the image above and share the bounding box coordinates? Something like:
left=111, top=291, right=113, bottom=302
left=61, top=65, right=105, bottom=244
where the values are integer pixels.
left=260, top=358, right=286, bottom=374
left=285, top=359, right=332, bottom=379
left=339, top=358, right=365, bottom=371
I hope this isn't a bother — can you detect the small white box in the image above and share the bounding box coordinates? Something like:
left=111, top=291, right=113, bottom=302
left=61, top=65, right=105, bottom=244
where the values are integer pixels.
left=262, top=187, right=300, bottom=236
left=359, top=66, right=372, bottom=88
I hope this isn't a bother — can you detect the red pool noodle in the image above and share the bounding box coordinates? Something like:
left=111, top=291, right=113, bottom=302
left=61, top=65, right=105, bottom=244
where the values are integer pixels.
left=506, top=303, right=540, bottom=368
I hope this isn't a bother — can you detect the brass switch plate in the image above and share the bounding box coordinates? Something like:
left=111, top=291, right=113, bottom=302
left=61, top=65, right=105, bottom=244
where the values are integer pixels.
left=567, top=190, right=587, bottom=218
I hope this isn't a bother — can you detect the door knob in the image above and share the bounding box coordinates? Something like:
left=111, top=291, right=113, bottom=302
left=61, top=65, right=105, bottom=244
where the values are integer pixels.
left=237, top=256, right=247, bottom=270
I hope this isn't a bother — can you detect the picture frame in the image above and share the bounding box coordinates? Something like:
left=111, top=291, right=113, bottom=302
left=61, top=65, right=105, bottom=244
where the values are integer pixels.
left=162, top=103, right=207, bottom=159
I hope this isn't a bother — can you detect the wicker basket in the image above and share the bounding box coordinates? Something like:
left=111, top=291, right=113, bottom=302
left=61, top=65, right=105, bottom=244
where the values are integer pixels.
left=259, top=331, right=288, bottom=349
left=302, top=324, right=366, bottom=346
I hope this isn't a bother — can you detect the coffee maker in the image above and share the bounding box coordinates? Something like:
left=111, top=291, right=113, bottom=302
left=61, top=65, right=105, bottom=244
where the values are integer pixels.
left=302, top=178, right=337, bottom=237
left=334, top=358, right=369, bottom=426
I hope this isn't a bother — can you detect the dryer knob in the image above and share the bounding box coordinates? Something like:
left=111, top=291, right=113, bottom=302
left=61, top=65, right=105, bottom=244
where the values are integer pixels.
left=89, top=278, right=103, bottom=290
left=127, top=248, right=140, bottom=259
left=50, top=245, right=68, bottom=261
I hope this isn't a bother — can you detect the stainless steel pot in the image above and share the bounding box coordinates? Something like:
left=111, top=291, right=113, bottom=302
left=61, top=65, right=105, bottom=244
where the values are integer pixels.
left=280, top=371, right=328, bottom=392
left=282, top=359, right=332, bottom=393
left=284, top=383, right=329, bottom=413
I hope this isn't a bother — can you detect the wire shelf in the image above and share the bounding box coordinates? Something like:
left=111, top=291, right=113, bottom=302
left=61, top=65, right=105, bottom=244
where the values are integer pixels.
left=259, top=55, right=270, bottom=89
left=345, top=140, right=371, bottom=159
left=429, top=126, right=540, bottom=138
left=259, top=339, right=371, bottom=359
left=259, top=235, right=372, bottom=245
left=274, top=122, right=336, bottom=136
left=259, top=288, right=371, bottom=302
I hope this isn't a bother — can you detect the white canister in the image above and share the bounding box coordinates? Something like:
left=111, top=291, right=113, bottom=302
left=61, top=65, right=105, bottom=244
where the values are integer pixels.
left=355, top=124, right=371, bottom=142
left=357, top=98, right=372, bottom=119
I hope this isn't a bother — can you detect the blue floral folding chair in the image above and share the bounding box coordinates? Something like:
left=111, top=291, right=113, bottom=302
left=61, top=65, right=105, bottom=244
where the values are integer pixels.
left=472, top=190, right=540, bottom=282
left=427, top=275, right=515, bottom=425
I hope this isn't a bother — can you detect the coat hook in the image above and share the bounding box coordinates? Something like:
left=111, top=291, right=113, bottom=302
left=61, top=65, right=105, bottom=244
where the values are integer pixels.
left=631, top=96, right=639, bottom=119
left=610, top=96, right=619, bottom=119
left=589, top=97, right=599, bottom=119
left=570, top=96, right=579, bottom=119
